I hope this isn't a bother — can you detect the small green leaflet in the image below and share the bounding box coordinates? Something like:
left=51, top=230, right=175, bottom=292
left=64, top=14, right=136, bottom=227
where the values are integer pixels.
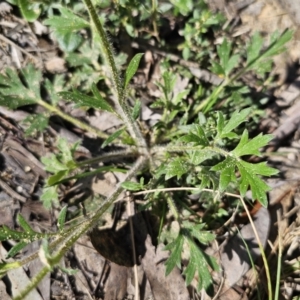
left=188, top=149, right=215, bottom=165
left=165, top=223, right=218, bottom=293
left=66, top=52, right=92, bottom=67
left=44, top=7, right=89, bottom=34
left=57, top=138, right=71, bottom=162
left=22, top=64, right=42, bottom=97
left=55, top=31, right=82, bottom=52
left=132, top=100, right=141, bottom=120
left=213, top=124, right=278, bottom=206
left=161, top=71, right=176, bottom=99
left=215, top=39, right=240, bottom=76
left=59, top=90, right=114, bottom=112
left=17, top=214, right=34, bottom=234
left=232, top=130, right=273, bottom=157
left=41, top=155, right=68, bottom=173
left=121, top=181, right=142, bottom=191
left=179, top=124, right=209, bottom=146
left=183, top=240, right=217, bottom=294
left=246, top=30, right=293, bottom=70
left=182, top=221, right=215, bottom=245
left=0, top=65, right=42, bottom=109
left=91, top=83, right=114, bottom=113
left=41, top=138, right=78, bottom=187
left=164, top=234, right=184, bottom=275
left=0, top=224, right=44, bottom=242
left=44, top=7, right=89, bottom=52
left=211, top=157, right=236, bottom=192
left=182, top=222, right=218, bottom=294
left=165, top=158, right=190, bottom=180
left=23, top=113, right=49, bottom=136
left=101, top=127, right=125, bottom=148
left=217, top=108, right=251, bottom=139
left=246, top=32, right=264, bottom=65
left=59, top=266, right=78, bottom=275
left=6, top=241, right=28, bottom=258
left=124, top=53, right=144, bottom=88
left=173, top=90, right=189, bottom=105
left=44, top=75, right=66, bottom=105
left=264, top=30, right=293, bottom=58
left=210, top=61, right=224, bottom=76
left=18, top=0, right=41, bottom=22
left=237, top=160, right=278, bottom=207
left=57, top=206, right=67, bottom=232
left=41, top=186, right=59, bottom=209
left=47, top=170, right=69, bottom=186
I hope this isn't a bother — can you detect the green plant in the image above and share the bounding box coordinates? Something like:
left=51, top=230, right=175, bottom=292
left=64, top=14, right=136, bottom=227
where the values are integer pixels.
left=0, top=0, right=293, bottom=298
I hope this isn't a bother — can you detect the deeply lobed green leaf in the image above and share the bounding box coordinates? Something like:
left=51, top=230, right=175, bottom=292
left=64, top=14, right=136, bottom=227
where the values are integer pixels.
left=237, top=160, right=278, bottom=206
left=233, top=131, right=274, bottom=157
left=165, top=158, right=190, bottom=180
left=44, top=7, right=89, bottom=34
left=164, top=234, right=184, bottom=275
left=0, top=65, right=42, bottom=109
left=183, top=240, right=218, bottom=293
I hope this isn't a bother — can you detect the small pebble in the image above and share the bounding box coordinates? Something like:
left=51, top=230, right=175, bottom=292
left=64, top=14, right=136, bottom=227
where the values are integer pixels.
left=24, top=166, right=31, bottom=173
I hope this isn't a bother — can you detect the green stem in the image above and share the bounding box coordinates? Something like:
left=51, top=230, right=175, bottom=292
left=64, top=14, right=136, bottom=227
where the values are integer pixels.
left=166, top=195, right=180, bottom=221
left=13, top=155, right=148, bottom=300
left=274, top=242, right=282, bottom=300
left=191, top=40, right=276, bottom=116
left=240, top=197, right=272, bottom=300
left=274, top=212, right=282, bottom=300
left=75, top=148, right=139, bottom=167
left=13, top=265, right=50, bottom=300
left=151, top=0, right=159, bottom=38
left=82, top=0, right=122, bottom=101
left=152, top=144, right=231, bottom=158
left=192, top=78, right=229, bottom=117
left=37, top=99, right=108, bottom=139
left=82, top=0, right=149, bottom=153
left=121, top=101, right=149, bottom=151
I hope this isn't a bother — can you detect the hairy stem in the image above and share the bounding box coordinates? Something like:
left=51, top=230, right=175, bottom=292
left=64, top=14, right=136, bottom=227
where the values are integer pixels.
left=82, top=0, right=149, bottom=153
left=13, top=155, right=148, bottom=299
left=13, top=265, right=50, bottom=300
left=152, top=144, right=231, bottom=158
left=82, top=0, right=123, bottom=101
left=75, top=148, right=139, bottom=167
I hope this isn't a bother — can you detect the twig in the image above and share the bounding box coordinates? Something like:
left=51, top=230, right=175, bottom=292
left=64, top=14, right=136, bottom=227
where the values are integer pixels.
left=0, top=178, right=26, bottom=202
left=239, top=196, right=273, bottom=300
left=274, top=210, right=283, bottom=300
left=0, top=34, right=40, bottom=65
left=126, top=193, right=139, bottom=300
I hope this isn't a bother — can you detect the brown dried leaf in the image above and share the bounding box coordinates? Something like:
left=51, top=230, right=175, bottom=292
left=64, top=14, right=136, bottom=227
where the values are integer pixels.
left=104, top=263, right=128, bottom=300
left=141, top=235, right=189, bottom=300
left=220, top=207, right=270, bottom=287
